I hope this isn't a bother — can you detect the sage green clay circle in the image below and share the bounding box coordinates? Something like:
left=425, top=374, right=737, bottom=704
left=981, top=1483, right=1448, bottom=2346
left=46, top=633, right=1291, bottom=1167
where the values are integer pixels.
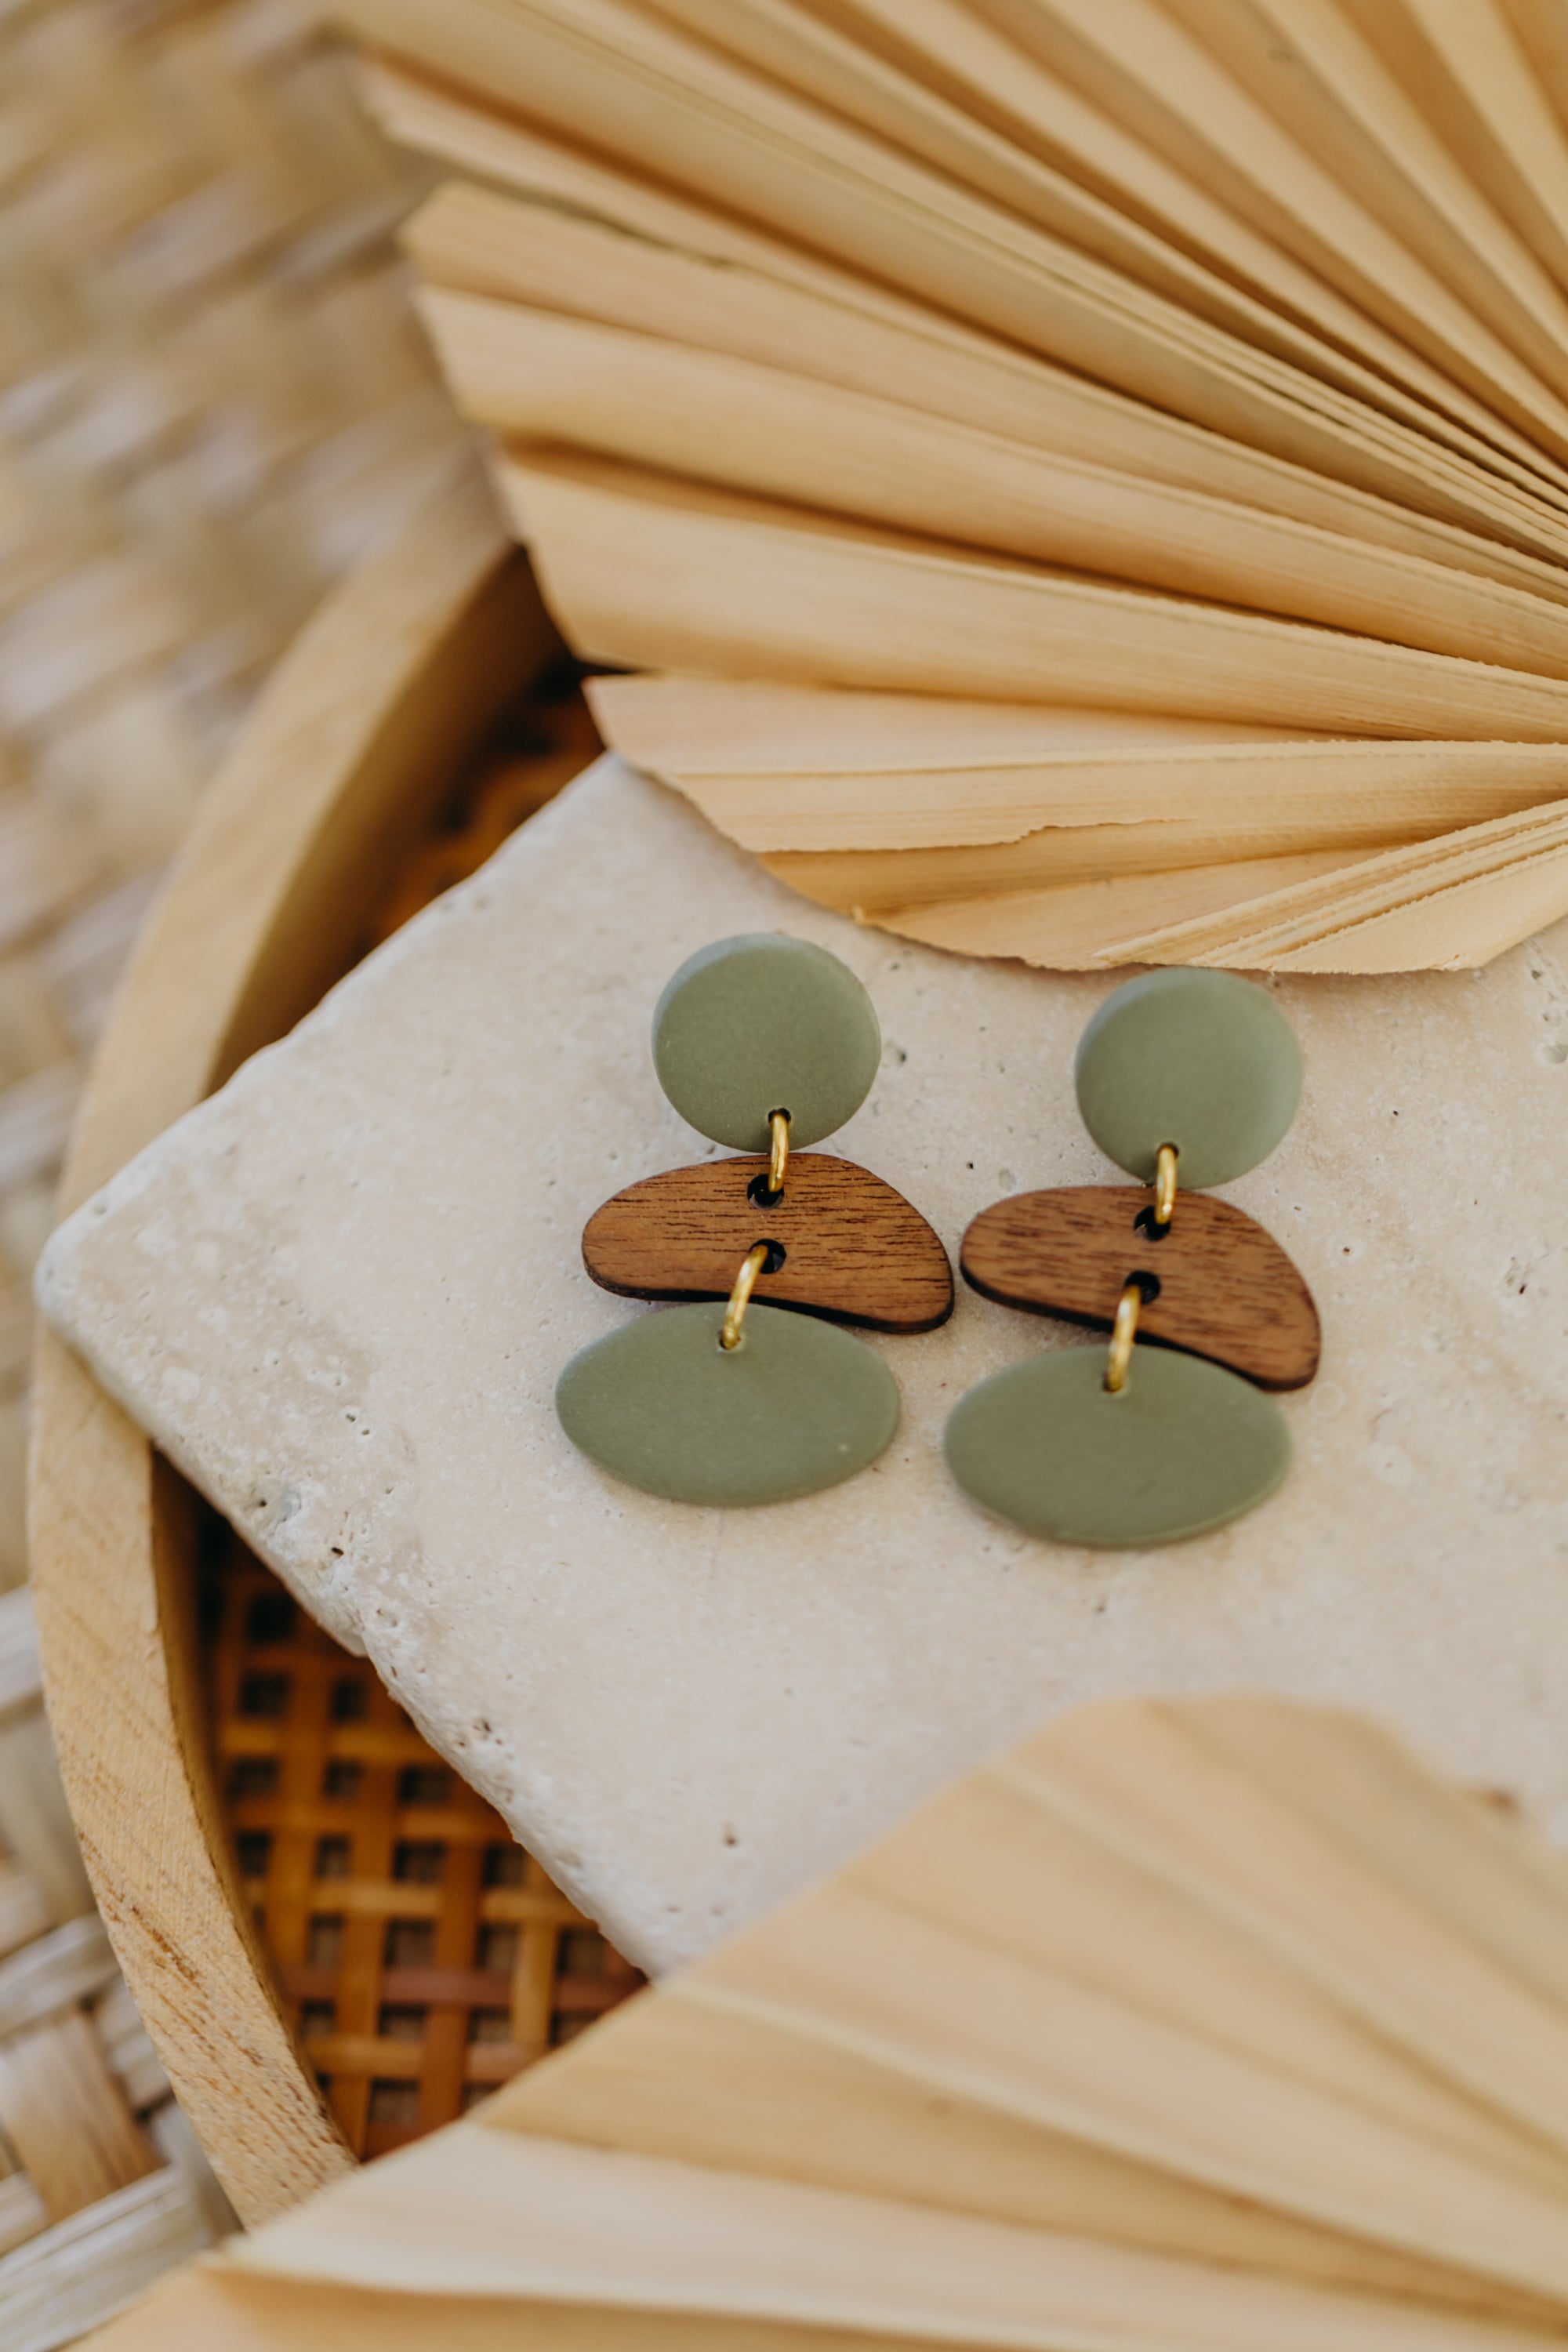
left=1074, top=969, right=1302, bottom=1188
left=945, top=1345, right=1290, bottom=1548
left=557, top=1301, right=899, bottom=1506
left=653, top=934, right=881, bottom=1150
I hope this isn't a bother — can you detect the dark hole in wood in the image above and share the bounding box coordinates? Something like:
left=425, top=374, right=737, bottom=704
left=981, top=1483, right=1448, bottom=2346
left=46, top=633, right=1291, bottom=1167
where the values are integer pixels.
left=238, top=1671, right=290, bottom=1720
left=393, top=1840, right=447, bottom=1885
left=379, top=2005, right=428, bottom=2042
left=314, top=1835, right=351, bottom=1879
left=236, top=1830, right=273, bottom=1878
left=307, top=1915, right=344, bottom=1968
left=368, top=2079, right=420, bottom=2124
left=329, top=1675, right=368, bottom=1722
left=383, top=1919, right=435, bottom=1969
left=245, top=1591, right=296, bottom=1643
left=477, top=1924, right=517, bottom=1971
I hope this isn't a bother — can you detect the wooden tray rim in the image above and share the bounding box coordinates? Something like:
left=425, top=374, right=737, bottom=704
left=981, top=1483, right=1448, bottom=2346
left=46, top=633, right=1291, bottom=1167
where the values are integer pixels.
left=27, top=474, right=554, bottom=2224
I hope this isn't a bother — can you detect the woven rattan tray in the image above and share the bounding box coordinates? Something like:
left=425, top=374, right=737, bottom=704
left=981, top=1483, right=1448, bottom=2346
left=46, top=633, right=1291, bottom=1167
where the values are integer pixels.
left=27, top=478, right=640, bottom=2224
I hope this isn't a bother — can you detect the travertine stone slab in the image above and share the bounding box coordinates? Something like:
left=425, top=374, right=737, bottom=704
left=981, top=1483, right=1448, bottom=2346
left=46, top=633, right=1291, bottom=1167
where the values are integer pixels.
left=34, top=757, right=1568, bottom=1975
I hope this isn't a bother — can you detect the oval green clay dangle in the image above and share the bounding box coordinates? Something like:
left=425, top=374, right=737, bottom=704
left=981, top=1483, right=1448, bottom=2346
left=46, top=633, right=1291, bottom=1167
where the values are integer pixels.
left=557, top=1301, right=899, bottom=1508
left=946, top=1342, right=1290, bottom=1548
left=558, top=935, right=946, bottom=1507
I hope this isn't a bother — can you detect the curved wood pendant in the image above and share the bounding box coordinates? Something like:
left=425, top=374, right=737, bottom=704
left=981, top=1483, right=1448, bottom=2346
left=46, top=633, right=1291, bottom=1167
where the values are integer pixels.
left=960, top=1186, right=1319, bottom=1390
left=583, top=1153, right=954, bottom=1333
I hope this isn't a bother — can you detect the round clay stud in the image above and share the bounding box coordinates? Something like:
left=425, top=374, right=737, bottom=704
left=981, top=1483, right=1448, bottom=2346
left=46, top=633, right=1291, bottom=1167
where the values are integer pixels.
left=652, top=934, right=882, bottom=1151
left=1074, top=969, right=1302, bottom=1189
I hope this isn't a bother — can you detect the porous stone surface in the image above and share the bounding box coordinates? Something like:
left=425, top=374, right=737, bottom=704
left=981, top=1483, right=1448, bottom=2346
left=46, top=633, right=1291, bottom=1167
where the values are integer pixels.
left=37, top=757, right=1568, bottom=1973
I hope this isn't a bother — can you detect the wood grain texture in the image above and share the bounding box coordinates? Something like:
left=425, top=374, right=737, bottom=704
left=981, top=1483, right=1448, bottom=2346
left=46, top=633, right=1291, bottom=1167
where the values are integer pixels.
left=28, top=477, right=558, bottom=2224
left=960, top=1186, right=1320, bottom=1390
left=582, top=1155, right=954, bottom=1332
left=0, top=2007, right=156, bottom=2223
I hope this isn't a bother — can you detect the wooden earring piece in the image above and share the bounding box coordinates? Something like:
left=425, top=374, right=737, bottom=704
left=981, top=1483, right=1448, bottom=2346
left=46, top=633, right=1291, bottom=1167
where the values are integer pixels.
left=557, top=935, right=953, bottom=1507
left=960, top=1187, right=1318, bottom=1389
left=582, top=1152, right=953, bottom=1333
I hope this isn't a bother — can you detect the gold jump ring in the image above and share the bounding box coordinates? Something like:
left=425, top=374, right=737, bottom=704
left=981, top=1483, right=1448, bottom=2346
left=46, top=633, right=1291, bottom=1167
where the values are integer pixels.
left=720, top=1242, right=772, bottom=1352
left=1153, top=1143, right=1178, bottom=1229
left=1104, top=1281, right=1142, bottom=1393
left=768, top=1109, right=790, bottom=1196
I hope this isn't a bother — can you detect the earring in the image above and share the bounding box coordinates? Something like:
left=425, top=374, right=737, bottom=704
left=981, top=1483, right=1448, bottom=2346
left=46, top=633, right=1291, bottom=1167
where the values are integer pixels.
left=557, top=933, right=953, bottom=1505
left=946, top=970, right=1317, bottom=1548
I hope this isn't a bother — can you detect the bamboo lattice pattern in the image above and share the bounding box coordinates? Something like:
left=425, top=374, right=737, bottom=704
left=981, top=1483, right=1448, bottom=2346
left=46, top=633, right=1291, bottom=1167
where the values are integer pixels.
left=0, top=0, right=474, bottom=1598
left=208, top=1528, right=644, bottom=2160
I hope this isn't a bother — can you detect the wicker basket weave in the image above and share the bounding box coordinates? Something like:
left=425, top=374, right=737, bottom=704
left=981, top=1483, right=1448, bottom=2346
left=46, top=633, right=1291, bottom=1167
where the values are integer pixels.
left=210, top=1525, right=642, bottom=2161
left=0, top=0, right=472, bottom=1595
left=0, top=1585, right=235, bottom=2352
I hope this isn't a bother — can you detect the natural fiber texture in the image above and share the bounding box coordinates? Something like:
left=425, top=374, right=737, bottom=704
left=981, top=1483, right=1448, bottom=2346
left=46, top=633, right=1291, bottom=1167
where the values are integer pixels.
left=343, top=1, right=1568, bottom=971
left=85, top=1690, right=1568, bottom=2347
left=0, top=1586, right=236, bottom=2352
left=0, top=0, right=474, bottom=1592
left=2, top=0, right=592, bottom=2331
left=208, top=1517, right=642, bottom=2165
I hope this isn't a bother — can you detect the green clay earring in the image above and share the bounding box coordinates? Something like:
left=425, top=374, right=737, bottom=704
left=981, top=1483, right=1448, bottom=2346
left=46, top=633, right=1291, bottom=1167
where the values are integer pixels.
left=946, top=970, right=1317, bottom=1549
left=557, top=934, right=953, bottom=1507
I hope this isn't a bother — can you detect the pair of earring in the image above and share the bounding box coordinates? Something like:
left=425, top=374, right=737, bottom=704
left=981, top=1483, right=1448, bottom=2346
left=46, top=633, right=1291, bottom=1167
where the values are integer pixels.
left=555, top=938, right=1319, bottom=1548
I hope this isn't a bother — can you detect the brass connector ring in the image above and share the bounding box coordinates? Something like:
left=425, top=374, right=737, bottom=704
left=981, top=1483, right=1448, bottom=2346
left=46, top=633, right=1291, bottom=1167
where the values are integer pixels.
left=1153, top=1142, right=1178, bottom=1230
left=720, top=1242, right=772, bottom=1352
left=1104, top=1281, right=1143, bottom=1394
